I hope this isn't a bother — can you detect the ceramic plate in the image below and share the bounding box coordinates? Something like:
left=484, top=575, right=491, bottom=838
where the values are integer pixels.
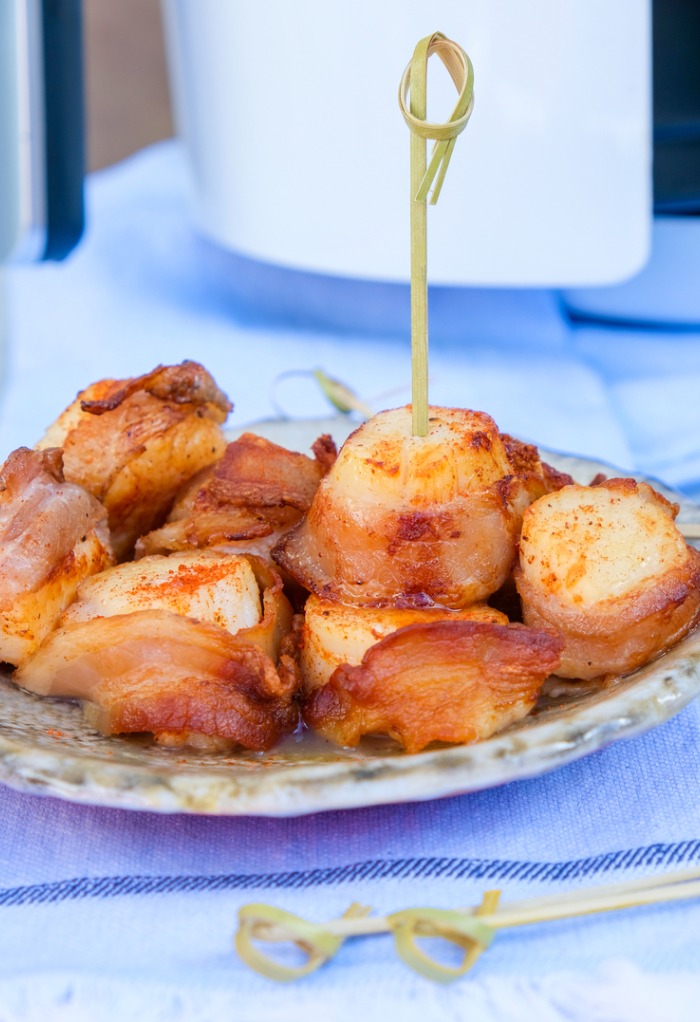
left=1, top=417, right=699, bottom=817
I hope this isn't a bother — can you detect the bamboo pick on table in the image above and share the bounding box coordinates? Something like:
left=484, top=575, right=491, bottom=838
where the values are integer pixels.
left=398, top=32, right=474, bottom=437
left=235, top=865, right=700, bottom=984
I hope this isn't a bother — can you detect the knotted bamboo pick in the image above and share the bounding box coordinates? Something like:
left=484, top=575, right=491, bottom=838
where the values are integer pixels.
left=399, top=32, right=475, bottom=436
left=235, top=865, right=700, bottom=984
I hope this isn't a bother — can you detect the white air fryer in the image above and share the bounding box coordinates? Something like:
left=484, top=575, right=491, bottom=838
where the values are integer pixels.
left=162, top=0, right=700, bottom=328
left=161, top=0, right=652, bottom=287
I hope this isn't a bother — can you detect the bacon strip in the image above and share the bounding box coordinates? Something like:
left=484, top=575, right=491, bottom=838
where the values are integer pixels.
left=16, top=609, right=299, bottom=751
left=305, top=620, right=562, bottom=753
left=80, top=360, right=232, bottom=416
left=0, top=448, right=109, bottom=595
left=137, top=432, right=336, bottom=558
left=0, top=448, right=113, bottom=665
left=500, top=433, right=575, bottom=509
left=204, top=432, right=335, bottom=512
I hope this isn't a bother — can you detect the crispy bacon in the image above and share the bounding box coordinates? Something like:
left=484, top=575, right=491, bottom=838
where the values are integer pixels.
left=304, top=620, right=562, bottom=753
left=500, top=433, right=574, bottom=508
left=16, top=609, right=298, bottom=750
left=37, top=362, right=231, bottom=559
left=79, top=360, right=231, bottom=415
left=299, top=594, right=509, bottom=694
left=136, top=432, right=336, bottom=559
left=207, top=432, right=335, bottom=510
left=0, top=447, right=114, bottom=666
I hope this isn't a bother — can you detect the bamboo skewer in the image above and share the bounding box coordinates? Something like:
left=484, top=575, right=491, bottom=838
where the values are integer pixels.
left=235, top=866, right=700, bottom=983
left=407, top=36, right=428, bottom=438
left=399, top=33, right=474, bottom=436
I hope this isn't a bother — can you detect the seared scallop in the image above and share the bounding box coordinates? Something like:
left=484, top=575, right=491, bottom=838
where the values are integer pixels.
left=274, top=405, right=530, bottom=608
left=514, top=478, right=700, bottom=679
left=61, top=550, right=263, bottom=634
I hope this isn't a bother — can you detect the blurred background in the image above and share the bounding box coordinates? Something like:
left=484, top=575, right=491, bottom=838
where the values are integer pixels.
left=2, top=0, right=700, bottom=499
left=84, top=0, right=172, bottom=172
left=6, top=1, right=700, bottom=282
left=82, top=0, right=698, bottom=312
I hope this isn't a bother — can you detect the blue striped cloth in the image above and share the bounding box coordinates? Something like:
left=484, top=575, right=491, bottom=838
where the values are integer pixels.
left=1, top=142, right=700, bottom=1021
left=5, top=841, right=700, bottom=910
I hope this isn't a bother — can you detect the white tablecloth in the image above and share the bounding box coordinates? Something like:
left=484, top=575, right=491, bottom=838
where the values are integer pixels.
left=1, top=142, right=700, bottom=1022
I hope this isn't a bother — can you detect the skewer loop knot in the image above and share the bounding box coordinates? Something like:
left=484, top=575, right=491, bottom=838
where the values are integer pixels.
left=399, top=32, right=475, bottom=204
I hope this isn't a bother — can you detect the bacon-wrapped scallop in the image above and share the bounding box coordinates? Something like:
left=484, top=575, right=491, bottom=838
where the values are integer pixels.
left=274, top=406, right=532, bottom=609
left=37, top=361, right=232, bottom=559
left=17, top=551, right=300, bottom=750
left=514, top=478, right=700, bottom=679
left=304, top=617, right=562, bottom=753
left=300, top=594, right=509, bottom=694
left=0, top=447, right=114, bottom=667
